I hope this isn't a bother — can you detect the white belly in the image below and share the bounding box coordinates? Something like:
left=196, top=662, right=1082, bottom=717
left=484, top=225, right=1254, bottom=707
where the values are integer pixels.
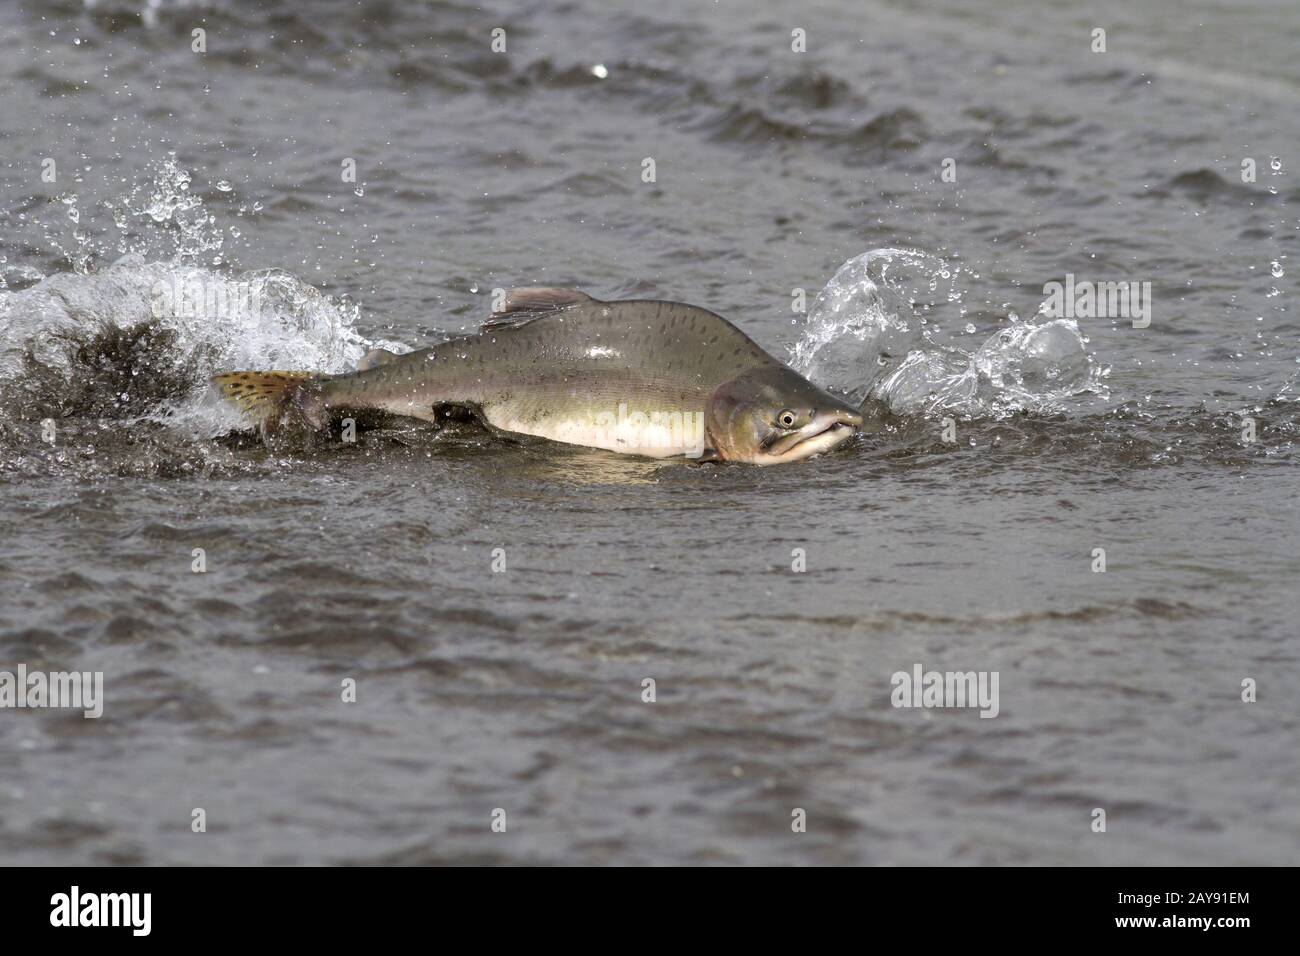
left=492, top=406, right=708, bottom=459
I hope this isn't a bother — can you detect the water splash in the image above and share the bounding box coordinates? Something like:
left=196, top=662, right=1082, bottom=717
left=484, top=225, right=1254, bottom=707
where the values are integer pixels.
left=0, top=154, right=406, bottom=438
left=106, top=153, right=228, bottom=266
left=0, top=254, right=409, bottom=436
left=791, top=248, right=1107, bottom=418
left=790, top=248, right=933, bottom=404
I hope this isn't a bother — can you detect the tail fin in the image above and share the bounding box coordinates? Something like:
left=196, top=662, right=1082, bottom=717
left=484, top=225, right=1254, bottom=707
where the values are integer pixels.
left=211, top=371, right=327, bottom=435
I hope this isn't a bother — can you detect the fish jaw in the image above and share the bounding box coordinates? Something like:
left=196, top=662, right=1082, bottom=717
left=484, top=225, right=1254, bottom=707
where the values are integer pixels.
left=752, top=409, right=862, bottom=463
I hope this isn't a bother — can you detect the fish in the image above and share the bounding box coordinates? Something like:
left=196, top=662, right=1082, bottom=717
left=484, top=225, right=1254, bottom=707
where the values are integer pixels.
left=211, top=287, right=865, bottom=464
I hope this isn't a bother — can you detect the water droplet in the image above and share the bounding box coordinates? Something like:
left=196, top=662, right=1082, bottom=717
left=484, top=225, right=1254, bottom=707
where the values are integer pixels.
left=216, top=180, right=232, bottom=192
left=1270, top=260, right=1284, bottom=278
left=354, top=187, right=364, bottom=197
left=1270, top=157, right=1283, bottom=172
left=964, top=323, right=976, bottom=334
left=470, top=284, right=480, bottom=293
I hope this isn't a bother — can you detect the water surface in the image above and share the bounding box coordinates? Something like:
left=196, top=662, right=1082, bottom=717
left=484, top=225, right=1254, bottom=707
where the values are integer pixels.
left=1, top=0, right=1297, bottom=865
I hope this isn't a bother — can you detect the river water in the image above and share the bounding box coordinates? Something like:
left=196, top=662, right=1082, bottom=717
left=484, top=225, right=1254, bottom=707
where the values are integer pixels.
left=0, top=0, right=1297, bottom=864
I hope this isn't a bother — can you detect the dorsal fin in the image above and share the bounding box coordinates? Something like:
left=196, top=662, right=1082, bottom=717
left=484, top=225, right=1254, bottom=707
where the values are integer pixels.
left=483, top=287, right=596, bottom=330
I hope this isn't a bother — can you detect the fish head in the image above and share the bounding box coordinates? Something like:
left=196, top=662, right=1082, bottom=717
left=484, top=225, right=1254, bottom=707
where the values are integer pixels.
left=706, top=366, right=864, bottom=464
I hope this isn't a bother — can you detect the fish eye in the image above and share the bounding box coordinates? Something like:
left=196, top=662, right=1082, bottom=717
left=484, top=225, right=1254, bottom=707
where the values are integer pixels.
left=777, top=409, right=798, bottom=429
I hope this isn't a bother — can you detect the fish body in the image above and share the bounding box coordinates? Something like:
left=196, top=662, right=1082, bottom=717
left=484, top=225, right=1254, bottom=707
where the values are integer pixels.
left=214, top=289, right=863, bottom=464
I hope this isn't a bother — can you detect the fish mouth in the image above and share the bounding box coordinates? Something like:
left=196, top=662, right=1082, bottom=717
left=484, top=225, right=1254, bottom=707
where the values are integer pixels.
left=761, top=410, right=862, bottom=463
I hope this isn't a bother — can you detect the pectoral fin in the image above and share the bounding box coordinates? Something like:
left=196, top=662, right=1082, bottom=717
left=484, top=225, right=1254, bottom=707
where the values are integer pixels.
left=675, top=448, right=720, bottom=463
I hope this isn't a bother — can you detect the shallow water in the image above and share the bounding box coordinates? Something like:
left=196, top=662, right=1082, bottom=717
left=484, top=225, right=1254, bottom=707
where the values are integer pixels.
left=1, top=0, right=1297, bottom=865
